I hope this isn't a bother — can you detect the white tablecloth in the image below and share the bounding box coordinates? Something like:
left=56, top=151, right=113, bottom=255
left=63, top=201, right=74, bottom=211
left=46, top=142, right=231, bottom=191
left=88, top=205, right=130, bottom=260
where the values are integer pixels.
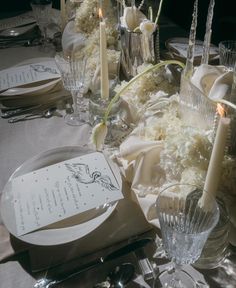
left=0, top=46, right=152, bottom=288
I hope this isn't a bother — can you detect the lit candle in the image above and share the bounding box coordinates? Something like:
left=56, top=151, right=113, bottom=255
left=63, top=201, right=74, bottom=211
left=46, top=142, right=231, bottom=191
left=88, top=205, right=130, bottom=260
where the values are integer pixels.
left=60, top=0, right=66, bottom=32
left=99, top=8, right=109, bottom=100
left=201, top=108, right=230, bottom=205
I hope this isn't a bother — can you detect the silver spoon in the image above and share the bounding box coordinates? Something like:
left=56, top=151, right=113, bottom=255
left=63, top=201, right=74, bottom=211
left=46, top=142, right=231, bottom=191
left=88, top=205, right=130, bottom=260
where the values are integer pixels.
left=94, top=263, right=135, bottom=288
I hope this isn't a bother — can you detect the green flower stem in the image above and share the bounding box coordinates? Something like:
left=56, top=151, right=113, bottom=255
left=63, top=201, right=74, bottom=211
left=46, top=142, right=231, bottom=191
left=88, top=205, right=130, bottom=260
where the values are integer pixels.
left=103, top=60, right=185, bottom=123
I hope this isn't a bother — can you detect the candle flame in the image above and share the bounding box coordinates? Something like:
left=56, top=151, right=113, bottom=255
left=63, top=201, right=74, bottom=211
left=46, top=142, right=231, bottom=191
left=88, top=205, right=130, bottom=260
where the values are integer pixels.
left=98, top=8, right=103, bottom=19
left=217, top=103, right=226, bottom=117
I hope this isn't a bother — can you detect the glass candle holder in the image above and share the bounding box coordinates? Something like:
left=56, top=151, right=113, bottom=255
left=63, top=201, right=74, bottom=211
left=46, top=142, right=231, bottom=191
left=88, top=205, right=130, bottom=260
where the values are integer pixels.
left=89, top=74, right=131, bottom=146
left=179, top=74, right=216, bottom=130
left=193, top=198, right=229, bottom=269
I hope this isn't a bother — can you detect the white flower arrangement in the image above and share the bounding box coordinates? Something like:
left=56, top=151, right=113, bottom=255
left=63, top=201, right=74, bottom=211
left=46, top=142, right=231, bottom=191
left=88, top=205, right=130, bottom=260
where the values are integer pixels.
left=91, top=60, right=185, bottom=150
left=74, top=0, right=117, bottom=36
left=115, top=63, right=180, bottom=123
left=131, top=94, right=211, bottom=193
left=70, top=0, right=119, bottom=86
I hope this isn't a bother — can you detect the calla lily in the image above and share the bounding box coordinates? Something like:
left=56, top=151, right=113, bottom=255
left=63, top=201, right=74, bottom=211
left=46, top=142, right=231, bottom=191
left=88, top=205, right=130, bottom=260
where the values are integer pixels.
left=123, top=6, right=146, bottom=31
left=140, top=20, right=156, bottom=37
left=91, top=121, right=108, bottom=151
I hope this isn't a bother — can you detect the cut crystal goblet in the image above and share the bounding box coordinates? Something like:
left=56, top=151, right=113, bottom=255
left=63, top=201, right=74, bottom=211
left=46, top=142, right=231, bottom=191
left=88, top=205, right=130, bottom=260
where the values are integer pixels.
left=30, top=0, right=54, bottom=52
left=154, top=183, right=219, bottom=288
left=55, top=53, right=88, bottom=126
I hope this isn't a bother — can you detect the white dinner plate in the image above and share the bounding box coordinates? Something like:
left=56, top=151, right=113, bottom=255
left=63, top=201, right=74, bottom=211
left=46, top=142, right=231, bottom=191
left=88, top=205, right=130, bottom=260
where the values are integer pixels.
left=0, top=146, right=120, bottom=246
left=0, top=57, right=62, bottom=97
left=165, top=37, right=218, bottom=58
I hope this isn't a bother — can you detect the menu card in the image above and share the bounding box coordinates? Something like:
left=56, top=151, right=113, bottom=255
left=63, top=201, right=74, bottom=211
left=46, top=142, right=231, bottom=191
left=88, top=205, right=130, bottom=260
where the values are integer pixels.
left=0, top=60, right=61, bottom=92
left=11, top=152, right=123, bottom=236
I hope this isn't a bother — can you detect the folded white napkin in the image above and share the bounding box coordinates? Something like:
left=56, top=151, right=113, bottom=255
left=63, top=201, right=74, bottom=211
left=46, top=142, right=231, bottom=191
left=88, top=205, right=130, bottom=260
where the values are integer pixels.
left=191, top=64, right=233, bottom=100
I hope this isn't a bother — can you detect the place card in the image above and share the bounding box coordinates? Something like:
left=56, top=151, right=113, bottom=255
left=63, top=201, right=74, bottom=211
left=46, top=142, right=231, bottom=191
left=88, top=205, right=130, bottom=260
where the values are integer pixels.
left=11, top=152, right=123, bottom=236
left=0, top=60, right=61, bottom=92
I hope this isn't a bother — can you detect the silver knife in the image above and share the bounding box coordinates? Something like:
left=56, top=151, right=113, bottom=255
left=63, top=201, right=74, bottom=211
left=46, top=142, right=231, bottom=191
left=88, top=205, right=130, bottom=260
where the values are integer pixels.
left=34, top=237, right=153, bottom=288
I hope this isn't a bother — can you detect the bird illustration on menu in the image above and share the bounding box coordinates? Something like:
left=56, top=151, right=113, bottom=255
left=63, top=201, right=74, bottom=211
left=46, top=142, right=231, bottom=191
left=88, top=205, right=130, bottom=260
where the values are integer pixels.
left=65, top=163, right=119, bottom=191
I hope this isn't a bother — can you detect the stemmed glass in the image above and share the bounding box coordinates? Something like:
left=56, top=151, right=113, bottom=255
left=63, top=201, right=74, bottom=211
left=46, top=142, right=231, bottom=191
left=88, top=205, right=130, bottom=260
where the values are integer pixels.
left=30, top=0, right=54, bottom=51
left=154, top=183, right=219, bottom=288
left=55, top=53, right=88, bottom=126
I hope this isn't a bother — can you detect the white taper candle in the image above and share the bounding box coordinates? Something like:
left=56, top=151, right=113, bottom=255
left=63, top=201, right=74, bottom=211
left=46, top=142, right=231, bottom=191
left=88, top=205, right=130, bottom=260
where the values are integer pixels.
left=202, top=116, right=230, bottom=204
left=100, top=20, right=109, bottom=100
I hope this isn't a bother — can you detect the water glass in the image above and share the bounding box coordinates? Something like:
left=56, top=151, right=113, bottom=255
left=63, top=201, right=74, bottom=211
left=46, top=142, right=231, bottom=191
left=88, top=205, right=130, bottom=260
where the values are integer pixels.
left=55, top=53, right=88, bottom=126
left=219, top=40, right=236, bottom=70
left=154, top=183, right=219, bottom=288
left=30, top=0, right=53, bottom=51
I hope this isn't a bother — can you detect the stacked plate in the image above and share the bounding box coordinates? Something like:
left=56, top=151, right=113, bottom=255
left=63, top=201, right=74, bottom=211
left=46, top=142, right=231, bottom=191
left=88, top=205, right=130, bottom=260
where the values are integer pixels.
left=0, top=57, right=70, bottom=108
left=163, top=37, right=219, bottom=65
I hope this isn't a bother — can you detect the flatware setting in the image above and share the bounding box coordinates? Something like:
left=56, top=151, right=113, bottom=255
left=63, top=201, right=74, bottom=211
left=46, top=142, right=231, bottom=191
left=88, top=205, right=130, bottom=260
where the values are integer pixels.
left=33, top=237, right=153, bottom=288
left=0, top=98, right=74, bottom=123
left=7, top=107, right=60, bottom=123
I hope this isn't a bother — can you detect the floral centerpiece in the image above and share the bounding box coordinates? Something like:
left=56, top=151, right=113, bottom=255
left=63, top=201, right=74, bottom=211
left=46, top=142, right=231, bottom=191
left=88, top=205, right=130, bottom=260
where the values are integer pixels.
left=62, top=0, right=120, bottom=82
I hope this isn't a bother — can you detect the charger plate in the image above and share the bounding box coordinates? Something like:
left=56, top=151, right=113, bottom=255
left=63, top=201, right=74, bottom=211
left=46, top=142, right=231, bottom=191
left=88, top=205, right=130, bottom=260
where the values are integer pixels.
left=0, top=146, right=120, bottom=246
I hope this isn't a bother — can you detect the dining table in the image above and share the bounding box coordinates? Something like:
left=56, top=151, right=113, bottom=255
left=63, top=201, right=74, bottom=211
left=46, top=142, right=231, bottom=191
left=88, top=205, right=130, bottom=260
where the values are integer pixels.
left=0, top=11, right=236, bottom=288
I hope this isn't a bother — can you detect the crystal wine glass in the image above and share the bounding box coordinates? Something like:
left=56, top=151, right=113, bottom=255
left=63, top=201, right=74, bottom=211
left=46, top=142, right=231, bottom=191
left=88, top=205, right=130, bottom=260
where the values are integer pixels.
left=55, top=53, right=88, bottom=126
left=30, top=0, right=54, bottom=51
left=154, top=183, right=219, bottom=288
